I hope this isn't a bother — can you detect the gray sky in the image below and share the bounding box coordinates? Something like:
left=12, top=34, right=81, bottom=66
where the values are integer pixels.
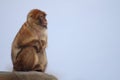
left=0, top=0, right=120, bottom=80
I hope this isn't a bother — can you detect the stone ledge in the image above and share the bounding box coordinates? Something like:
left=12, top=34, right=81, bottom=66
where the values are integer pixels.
left=0, top=71, right=57, bottom=80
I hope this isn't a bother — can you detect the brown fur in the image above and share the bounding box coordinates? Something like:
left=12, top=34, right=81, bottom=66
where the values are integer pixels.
left=11, top=9, right=48, bottom=72
left=13, top=46, right=38, bottom=71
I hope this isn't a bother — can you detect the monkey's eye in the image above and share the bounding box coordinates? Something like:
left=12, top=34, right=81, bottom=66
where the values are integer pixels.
left=40, top=15, right=43, bottom=18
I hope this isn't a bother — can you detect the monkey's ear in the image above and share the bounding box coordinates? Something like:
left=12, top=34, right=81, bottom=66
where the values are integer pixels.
left=29, top=14, right=33, bottom=17
left=27, top=14, right=33, bottom=21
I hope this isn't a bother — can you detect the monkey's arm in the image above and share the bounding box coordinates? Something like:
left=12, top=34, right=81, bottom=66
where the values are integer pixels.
left=40, top=38, right=47, bottom=49
left=40, top=29, right=48, bottom=49
left=17, top=24, right=40, bottom=48
left=11, top=24, right=39, bottom=64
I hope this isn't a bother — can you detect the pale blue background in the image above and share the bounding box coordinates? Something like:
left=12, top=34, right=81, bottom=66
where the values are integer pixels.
left=0, top=0, right=120, bottom=80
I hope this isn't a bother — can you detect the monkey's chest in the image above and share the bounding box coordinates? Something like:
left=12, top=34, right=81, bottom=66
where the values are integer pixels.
left=34, top=28, right=47, bottom=41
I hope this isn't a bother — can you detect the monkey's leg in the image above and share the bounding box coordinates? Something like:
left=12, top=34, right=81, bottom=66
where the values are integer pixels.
left=13, top=46, right=38, bottom=71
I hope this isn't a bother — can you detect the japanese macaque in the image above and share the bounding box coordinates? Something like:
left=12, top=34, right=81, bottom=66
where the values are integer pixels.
left=11, top=9, right=48, bottom=72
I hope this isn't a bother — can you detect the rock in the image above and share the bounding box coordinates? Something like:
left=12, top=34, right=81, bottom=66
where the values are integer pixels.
left=0, top=71, right=57, bottom=80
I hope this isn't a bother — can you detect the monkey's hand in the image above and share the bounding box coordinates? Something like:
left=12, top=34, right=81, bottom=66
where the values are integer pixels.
left=40, top=40, right=47, bottom=49
left=32, top=41, right=41, bottom=53
left=19, top=40, right=41, bottom=53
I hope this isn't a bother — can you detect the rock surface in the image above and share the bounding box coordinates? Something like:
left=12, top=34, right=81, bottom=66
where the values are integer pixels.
left=0, top=71, right=57, bottom=80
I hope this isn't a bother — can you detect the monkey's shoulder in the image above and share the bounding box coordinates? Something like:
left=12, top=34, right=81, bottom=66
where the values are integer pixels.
left=19, top=23, right=34, bottom=36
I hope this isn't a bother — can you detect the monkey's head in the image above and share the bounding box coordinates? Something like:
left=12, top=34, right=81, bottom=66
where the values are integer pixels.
left=27, top=9, right=47, bottom=28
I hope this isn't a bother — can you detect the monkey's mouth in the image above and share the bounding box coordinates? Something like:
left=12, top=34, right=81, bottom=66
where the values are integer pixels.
left=43, top=24, right=47, bottom=28
left=44, top=20, right=47, bottom=25
left=38, top=19, right=47, bottom=28
left=41, top=21, right=47, bottom=28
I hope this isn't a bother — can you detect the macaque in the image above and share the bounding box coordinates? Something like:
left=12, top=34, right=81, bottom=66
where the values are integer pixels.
left=11, top=9, right=48, bottom=72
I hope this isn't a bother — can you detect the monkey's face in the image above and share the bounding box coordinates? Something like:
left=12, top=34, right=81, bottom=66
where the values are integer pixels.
left=27, top=9, right=47, bottom=28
